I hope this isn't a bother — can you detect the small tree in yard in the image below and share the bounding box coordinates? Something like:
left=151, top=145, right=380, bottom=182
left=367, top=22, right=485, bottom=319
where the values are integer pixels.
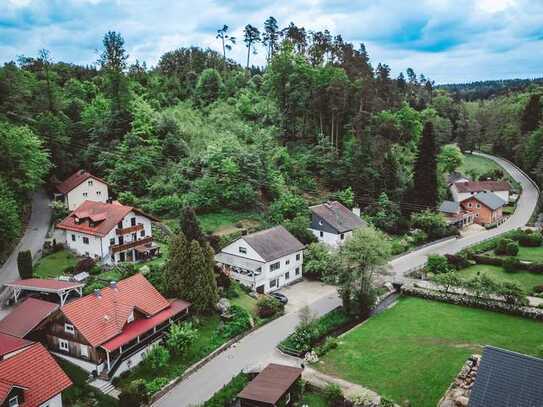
left=17, top=250, right=33, bottom=279
left=144, top=345, right=170, bottom=370
left=303, top=242, right=333, bottom=281
left=433, top=273, right=462, bottom=293
left=256, top=296, right=283, bottom=318
left=426, top=255, right=452, bottom=274
left=166, top=322, right=198, bottom=356
left=499, top=281, right=525, bottom=305
left=410, top=210, right=449, bottom=240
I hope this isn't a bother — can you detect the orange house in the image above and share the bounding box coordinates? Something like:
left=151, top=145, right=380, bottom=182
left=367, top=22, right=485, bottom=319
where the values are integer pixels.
left=461, top=191, right=506, bottom=225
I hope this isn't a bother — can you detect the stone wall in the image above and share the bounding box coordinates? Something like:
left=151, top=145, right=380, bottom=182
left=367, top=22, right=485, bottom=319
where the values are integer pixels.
left=438, top=354, right=481, bottom=407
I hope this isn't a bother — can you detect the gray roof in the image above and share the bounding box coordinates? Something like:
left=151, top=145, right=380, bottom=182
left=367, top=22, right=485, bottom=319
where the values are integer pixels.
left=214, top=252, right=263, bottom=271
left=448, top=171, right=470, bottom=185
left=439, top=200, right=460, bottom=214
left=242, top=226, right=304, bottom=262
left=473, top=191, right=507, bottom=210
left=469, top=346, right=543, bottom=407
left=310, top=201, right=367, bottom=233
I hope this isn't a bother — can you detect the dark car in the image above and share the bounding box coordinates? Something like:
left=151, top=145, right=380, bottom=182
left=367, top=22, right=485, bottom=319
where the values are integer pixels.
left=270, top=292, right=288, bottom=304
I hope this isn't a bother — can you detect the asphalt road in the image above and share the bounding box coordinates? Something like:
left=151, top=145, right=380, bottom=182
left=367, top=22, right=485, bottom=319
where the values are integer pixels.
left=0, top=190, right=51, bottom=286
left=154, top=152, right=539, bottom=407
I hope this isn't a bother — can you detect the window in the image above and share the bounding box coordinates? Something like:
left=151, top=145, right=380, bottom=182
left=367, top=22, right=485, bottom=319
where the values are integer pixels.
left=285, top=272, right=290, bottom=280
left=65, top=323, right=75, bottom=334
left=467, top=203, right=473, bottom=208
left=131, top=217, right=136, bottom=226
left=270, top=262, right=280, bottom=272
left=132, top=233, right=137, bottom=241
left=97, top=191, right=102, bottom=196
left=88, top=180, right=93, bottom=186
left=239, top=247, right=247, bottom=254
left=71, top=234, right=76, bottom=242
left=340, top=233, right=345, bottom=240
left=8, top=396, right=18, bottom=407
left=285, top=259, right=290, bottom=265
left=296, top=254, right=300, bottom=261
left=140, top=229, right=145, bottom=237
left=476, top=204, right=481, bottom=209
left=80, top=344, right=89, bottom=358
left=110, top=238, right=115, bottom=245
left=59, top=338, right=69, bottom=352
left=318, top=220, right=323, bottom=225
left=118, top=221, right=123, bottom=229
left=295, top=267, right=300, bottom=275
left=270, top=279, right=278, bottom=288
left=82, top=237, right=89, bottom=245
left=82, top=192, right=88, bottom=198
left=319, top=231, right=324, bottom=238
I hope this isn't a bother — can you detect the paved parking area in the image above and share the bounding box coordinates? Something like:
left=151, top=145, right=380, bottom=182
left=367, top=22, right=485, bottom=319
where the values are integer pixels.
left=277, top=279, right=338, bottom=313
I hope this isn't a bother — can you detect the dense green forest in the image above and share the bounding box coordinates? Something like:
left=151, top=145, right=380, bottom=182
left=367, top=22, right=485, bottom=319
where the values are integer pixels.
left=438, top=78, right=543, bottom=100
left=1, top=20, right=542, bottom=256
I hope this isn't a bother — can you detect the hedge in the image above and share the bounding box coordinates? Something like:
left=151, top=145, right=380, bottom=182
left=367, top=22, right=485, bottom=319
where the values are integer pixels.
left=202, top=373, right=250, bottom=407
left=470, top=254, right=543, bottom=274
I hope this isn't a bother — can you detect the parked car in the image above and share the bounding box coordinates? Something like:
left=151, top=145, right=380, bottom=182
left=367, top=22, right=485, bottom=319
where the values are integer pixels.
left=270, top=292, right=288, bottom=304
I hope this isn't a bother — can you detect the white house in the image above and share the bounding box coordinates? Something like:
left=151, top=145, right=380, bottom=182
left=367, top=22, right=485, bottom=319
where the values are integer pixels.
left=55, top=170, right=109, bottom=211
left=215, top=226, right=305, bottom=293
left=309, top=201, right=367, bottom=248
left=56, top=200, right=160, bottom=265
left=450, top=180, right=511, bottom=203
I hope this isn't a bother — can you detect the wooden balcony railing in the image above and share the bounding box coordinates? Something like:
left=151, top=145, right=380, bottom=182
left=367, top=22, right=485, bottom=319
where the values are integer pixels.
left=111, top=236, right=153, bottom=254
left=116, top=223, right=144, bottom=235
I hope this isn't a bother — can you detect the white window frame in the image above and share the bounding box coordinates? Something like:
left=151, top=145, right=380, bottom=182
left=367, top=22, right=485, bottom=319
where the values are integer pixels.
left=295, top=267, right=300, bottom=275
left=285, top=272, right=290, bottom=280
left=80, top=344, right=89, bottom=358
left=88, top=180, right=93, bottom=186
left=65, top=323, right=75, bottom=335
left=239, top=247, right=247, bottom=254
left=82, top=192, right=88, bottom=198
left=270, top=262, right=280, bottom=272
left=285, top=259, right=290, bottom=265
left=296, top=254, right=300, bottom=261
left=8, top=396, right=19, bottom=407
left=127, top=311, right=134, bottom=323
left=270, top=278, right=278, bottom=288
left=82, top=236, right=89, bottom=245
left=140, top=229, right=145, bottom=237
left=340, top=233, right=345, bottom=240
left=97, top=191, right=102, bottom=196
left=71, top=234, right=76, bottom=242
left=59, top=338, right=69, bottom=352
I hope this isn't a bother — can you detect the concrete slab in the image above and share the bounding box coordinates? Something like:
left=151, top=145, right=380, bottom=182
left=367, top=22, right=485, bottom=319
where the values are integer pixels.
left=277, top=279, right=338, bottom=313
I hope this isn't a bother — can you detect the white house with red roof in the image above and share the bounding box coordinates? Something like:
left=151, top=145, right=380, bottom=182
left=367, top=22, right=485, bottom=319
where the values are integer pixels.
left=0, top=339, right=71, bottom=407
left=450, top=180, right=511, bottom=203
left=56, top=169, right=109, bottom=211
left=40, top=273, right=190, bottom=379
left=56, top=200, right=160, bottom=265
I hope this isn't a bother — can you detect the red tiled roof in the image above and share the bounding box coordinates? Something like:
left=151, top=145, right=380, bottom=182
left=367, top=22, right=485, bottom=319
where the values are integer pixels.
left=0, top=298, right=59, bottom=338
left=56, top=200, right=159, bottom=237
left=0, top=379, right=27, bottom=405
left=61, top=273, right=173, bottom=347
left=453, top=180, right=511, bottom=193
left=56, top=170, right=108, bottom=194
left=4, top=278, right=83, bottom=292
left=101, top=299, right=190, bottom=352
left=0, top=333, right=32, bottom=358
left=0, top=343, right=72, bottom=406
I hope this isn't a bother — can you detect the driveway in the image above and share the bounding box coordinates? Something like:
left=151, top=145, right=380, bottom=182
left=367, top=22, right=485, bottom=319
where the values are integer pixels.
left=0, top=190, right=51, bottom=286
left=154, top=153, right=539, bottom=407
left=279, top=279, right=338, bottom=313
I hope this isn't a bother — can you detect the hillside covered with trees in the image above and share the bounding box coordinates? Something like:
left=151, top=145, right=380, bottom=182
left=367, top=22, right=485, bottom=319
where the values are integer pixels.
left=2, top=19, right=541, bottom=256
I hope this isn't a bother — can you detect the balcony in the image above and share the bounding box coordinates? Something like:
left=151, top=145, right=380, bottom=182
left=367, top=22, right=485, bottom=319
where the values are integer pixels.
left=116, top=223, right=144, bottom=235
left=111, top=236, right=153, bottom=254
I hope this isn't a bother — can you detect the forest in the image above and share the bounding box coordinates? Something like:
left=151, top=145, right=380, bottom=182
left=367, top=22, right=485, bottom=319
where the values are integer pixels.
left=1, top=18, right=542, bottom=257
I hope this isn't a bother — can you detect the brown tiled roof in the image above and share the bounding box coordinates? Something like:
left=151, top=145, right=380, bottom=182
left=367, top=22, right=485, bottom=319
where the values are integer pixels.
left=238, top=364, right=303, bottom=404
left=56, top=169, right=108, bottom=194
left=453, top=180, right=511, bottom=193
left=0, top=343, right=72, bottom=406
left=0, top=298, right=59, bottom=338
left=61, top=273, right=173, bottom=347
left=243, top=226, right=304, bottom=262
left=310, top=201, right=367, bottom=233
left=56, top=200, right=158, bottom=237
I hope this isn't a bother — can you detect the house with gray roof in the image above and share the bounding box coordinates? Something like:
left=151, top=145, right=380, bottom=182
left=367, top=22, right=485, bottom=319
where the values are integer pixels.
left=215, top=226, right=304, bottom=293
left=460, top=191, right=507, bottom=226
left=439, top=200, right=475, bottom=228
left=469, top=346, right=543, bottom=407
left=309, top=201, right=367, bottom=247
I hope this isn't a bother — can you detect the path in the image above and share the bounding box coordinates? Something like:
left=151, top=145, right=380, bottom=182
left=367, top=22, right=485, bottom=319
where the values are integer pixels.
left=0, top=190, right=51, bottom=287
left=154, top=153, right=540, bottom=407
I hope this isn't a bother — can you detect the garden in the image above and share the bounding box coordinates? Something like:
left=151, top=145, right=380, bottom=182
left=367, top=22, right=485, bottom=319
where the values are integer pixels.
left=315, top=297, right=543, bottom=407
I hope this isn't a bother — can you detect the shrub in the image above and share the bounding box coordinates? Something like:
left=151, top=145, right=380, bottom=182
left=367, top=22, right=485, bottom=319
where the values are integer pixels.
left=445, top=253, right=471, bottom=269
left=220, top=305, right=251, bottom=338
left=144, top=345, right=170, bottom=370
left=323, top=383, right=343, bottom=404
left=202, top=373, right=250, bottom=407
left=528, top=263, right=543, bottom=273
left=495, top=238, right=513, bottom=255
left=504, top=257, right=521, bottom=273
left=505, top=241, right=519, bottom=256
left=224, top=285, right=239, bottom=299
left=411, top=230, right=428, bottom=245
left=410, top=210, right=449, bottom=239
left=303, top=242, right=333, bottom=281
left=145, top=377, right=169, bottom=395
left=63, top=265, right=75, bottom=275
left=537, top=345, right=543, bottom=358
left=215, top=270, right=231, bottom=289
left=256, top=296, right=283, bottom=318
left=119, top=379, right=149, bottom=407
left=381, top=398, right=395, bottom=407
left=17, top=250, right=33, bottom=279
left=426, top=255, right=452, bottom=274
left=315, top=336, right=338, bottom=357
left=517, top=232, right=543, bottom=247
left=499, top=281, right=526, bottom=305
left=533, top=285, right=543, bottom=294
left=165, top=322, right=198, bottom=357
left=74, top=257, right=96, bottom=274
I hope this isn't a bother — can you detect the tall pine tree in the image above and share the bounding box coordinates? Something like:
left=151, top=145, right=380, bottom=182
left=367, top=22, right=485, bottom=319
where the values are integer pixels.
left=412, top=121, right=438, bottom=210
left=179, top=206, right=206, bottom=244
left=521, top=94, right=541, bottom=134
left=164, top=233, right=191, bottom=299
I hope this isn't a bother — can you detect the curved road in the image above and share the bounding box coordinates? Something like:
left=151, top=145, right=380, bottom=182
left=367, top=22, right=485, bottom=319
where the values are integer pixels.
left=155, top=152, right=539, bottom=407
left=0, top=190, right=51, bottom=286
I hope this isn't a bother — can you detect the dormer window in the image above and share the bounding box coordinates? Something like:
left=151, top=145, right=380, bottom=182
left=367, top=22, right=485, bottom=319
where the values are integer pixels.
left=65, top=323, right=75, bottom=335
left=127, top=311, right=134, bottom=323
left=8, top=396, right=19, bottom=407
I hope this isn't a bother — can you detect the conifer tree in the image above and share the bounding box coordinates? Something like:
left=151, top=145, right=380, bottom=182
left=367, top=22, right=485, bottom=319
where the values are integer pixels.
left=17, top=250, right=33, bottom=279
left=521, top=94, right=541, bottom=134
left=412, top=121, right=438, bottom=210
left=179, top=206, right=205, bottom=244
left=164, top=233, right=191, bottom=299
left=186, top=240, right=219, bottom=314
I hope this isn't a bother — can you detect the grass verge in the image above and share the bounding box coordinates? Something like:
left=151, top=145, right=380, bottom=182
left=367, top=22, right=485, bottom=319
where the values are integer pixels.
left=34, top=249, right=78, bottom=278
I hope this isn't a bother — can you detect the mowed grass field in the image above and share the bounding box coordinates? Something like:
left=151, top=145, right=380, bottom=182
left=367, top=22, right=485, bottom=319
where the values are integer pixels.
left=317, top=297, right=543, bottom=407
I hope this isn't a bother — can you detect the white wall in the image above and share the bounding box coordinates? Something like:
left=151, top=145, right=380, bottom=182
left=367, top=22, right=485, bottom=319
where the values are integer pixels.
left=65, top=179, right=109, bottom=211
left=261, top=250, right=303, bottom=293
left=65, top=230, right=103, bottom=259
left=221, top=238, right=265, bottom=262
left=309, top=228, right=352, bottom=248
left=39, top=393, right=63, bottom=407
left=451, top=185, right=509, bottom=203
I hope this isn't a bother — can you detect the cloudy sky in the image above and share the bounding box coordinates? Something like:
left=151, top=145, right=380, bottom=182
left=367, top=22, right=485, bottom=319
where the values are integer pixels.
left=1, top=0, right=542, bottom=83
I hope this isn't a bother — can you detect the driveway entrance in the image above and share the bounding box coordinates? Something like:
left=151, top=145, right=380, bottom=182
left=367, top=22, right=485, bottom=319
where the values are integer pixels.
left=276, top=279, right=338, bottom=313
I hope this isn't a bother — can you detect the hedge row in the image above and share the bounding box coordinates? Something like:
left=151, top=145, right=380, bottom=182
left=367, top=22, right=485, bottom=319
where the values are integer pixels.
left=402, top=285, right=543, bottom=321
left=471, top=254, right=543, bottom=273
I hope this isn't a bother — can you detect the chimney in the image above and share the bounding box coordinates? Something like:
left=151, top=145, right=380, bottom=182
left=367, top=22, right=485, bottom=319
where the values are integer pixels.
left=110, top=281, right=118, bottom=290
left=352, top=207, right=361, bottom=217
left=94, top=289, right=101, bottom=298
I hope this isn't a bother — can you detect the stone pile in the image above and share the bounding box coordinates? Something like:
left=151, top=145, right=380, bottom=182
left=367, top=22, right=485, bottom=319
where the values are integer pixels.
left=438, top=354, right=481, bottom=407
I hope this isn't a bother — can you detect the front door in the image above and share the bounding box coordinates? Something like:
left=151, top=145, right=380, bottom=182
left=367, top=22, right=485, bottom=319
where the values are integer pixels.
left=119, top=252, right=126, bottom=262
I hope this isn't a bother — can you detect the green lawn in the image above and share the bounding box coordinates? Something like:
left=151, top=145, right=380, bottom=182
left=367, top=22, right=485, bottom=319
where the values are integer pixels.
left=516, top=246, right=543, bottom=262
left=197, top=209, right=261, bottom=234
left=301, top=392, right=328, bottom=406
left=317, top=297, right=543, bottom=407
left=34, top=250, right=78, bottom=278
left=452, top=264, right=543, bottom=294
left=57, top=358, right=118, bottom=407
left=460, top=154, right=502, bottom=176
left=230, top=289, right=258, bottom=318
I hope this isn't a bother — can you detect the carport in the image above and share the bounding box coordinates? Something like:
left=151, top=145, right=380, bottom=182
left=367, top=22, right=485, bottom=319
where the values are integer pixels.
left=4, top=278, right=84, bottom=306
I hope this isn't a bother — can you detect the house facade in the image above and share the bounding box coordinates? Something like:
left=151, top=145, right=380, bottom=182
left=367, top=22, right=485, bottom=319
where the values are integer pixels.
left=438, top=200, right=475, bottom=229
left=56, top=170, right=109, bottom=211
left=309, top=201, right=367, bottom=248
left=0, top=341, right=72, bottom=407
left=460, top=192, right=506, bottom=225
left=215, top=226, right=304, bottom=293
left=41, top=274, right=190, bottom=379
left=450, top=180, right=511, bottom=203
left=56, top=200, right=159, bottom=265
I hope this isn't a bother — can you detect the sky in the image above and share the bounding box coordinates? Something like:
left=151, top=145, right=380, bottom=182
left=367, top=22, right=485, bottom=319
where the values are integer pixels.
left=1, top=0, right=543, bottom=83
